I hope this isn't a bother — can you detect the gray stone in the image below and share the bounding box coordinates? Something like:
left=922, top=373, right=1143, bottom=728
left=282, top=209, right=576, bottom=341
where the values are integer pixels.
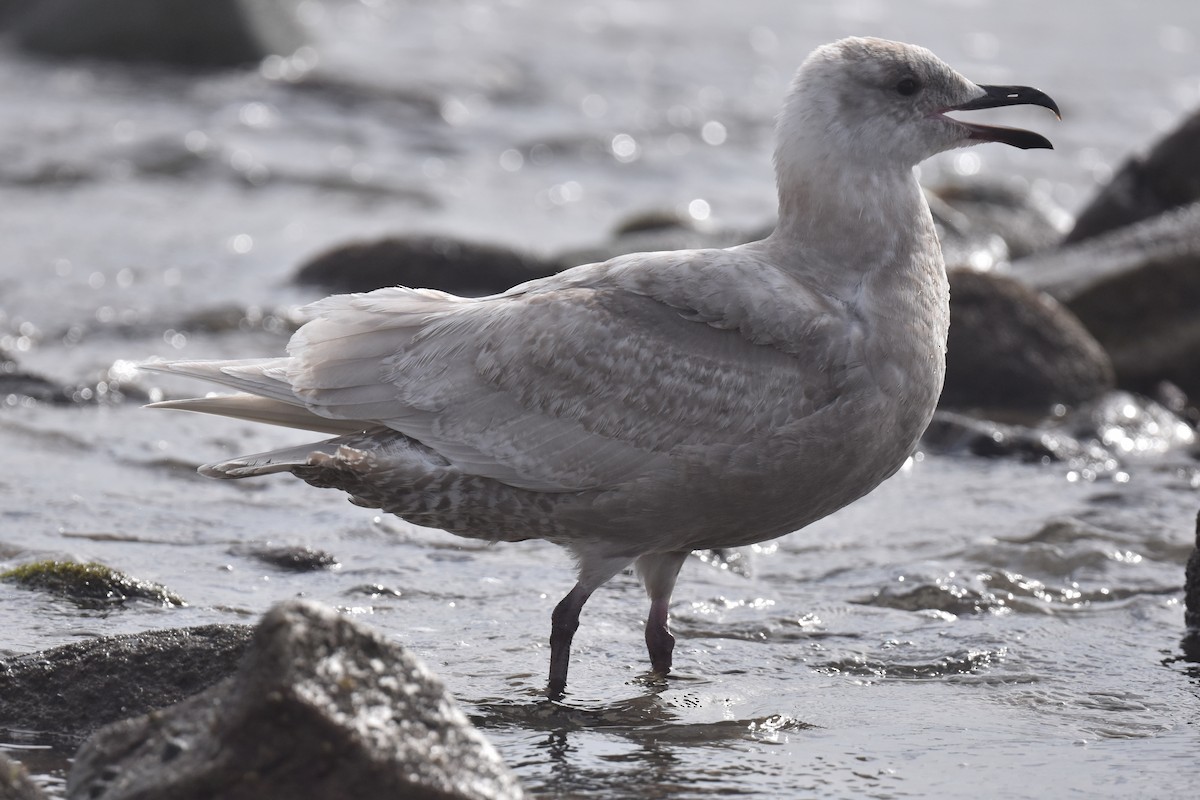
left=0, top=752, right=50, bottom=800
left=924, top=391, right=1194, bottom=471
left=940, top=269, right=1114, bottom=414
left=67, top=600, right=526, bottom=800
left=930, top=178, right=1070, bottom=262
left=1184, top=510, right=1200, bottom=659
left=0, top=625, right=251, bottom=740
left=1011, top=202, right=1200, bottom=396
left=553, top=213, right=768, bottom=270
left=9, top=0, right=305, bottom=69
left=234, top=544, right=339, bottom=572
left=1066, top=107, right=1200, bottom=243
left=294, top=235, right=557, bottom=296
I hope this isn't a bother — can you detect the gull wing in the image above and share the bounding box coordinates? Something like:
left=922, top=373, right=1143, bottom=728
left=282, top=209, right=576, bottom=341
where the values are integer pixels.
left=279, top=253, right=848, bottom=493
left=152, top=251, right=851, bottom=494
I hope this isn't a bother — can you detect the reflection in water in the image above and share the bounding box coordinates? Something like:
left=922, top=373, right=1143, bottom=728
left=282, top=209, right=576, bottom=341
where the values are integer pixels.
left=473, top=687, right=812, bottom=798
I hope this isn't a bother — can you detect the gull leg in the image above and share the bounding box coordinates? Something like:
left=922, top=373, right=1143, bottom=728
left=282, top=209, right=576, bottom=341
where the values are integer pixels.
left=548, top=584, right=590, bottom=698
left=636, top=551, right=690, bottom=676
left=548, top=556, right=630, bottom=698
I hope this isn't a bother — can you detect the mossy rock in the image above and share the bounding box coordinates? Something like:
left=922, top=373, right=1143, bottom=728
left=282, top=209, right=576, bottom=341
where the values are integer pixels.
left=1, top=561, right=185, bottom=608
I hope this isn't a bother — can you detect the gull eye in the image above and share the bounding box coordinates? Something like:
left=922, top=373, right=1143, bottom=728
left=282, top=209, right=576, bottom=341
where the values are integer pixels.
left=895, top=77, right=920, bottom=96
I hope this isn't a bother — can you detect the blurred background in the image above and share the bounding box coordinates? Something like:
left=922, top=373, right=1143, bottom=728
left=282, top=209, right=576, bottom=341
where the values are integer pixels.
left=1, top=0, right=1198, bottom=376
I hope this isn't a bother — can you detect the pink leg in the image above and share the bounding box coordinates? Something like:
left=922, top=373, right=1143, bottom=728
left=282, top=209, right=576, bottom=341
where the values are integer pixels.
left=645, top=596, right=675, bottom=674
left=636, top=551, right=690, bottom=676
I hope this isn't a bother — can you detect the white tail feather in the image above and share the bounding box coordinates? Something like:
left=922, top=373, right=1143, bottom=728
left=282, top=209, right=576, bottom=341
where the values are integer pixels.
left=147, top=394, right=368, bottom=435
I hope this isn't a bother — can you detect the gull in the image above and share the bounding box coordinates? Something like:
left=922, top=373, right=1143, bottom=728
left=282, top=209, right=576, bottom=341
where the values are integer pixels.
left=146, top=37, right=1058, bottom=697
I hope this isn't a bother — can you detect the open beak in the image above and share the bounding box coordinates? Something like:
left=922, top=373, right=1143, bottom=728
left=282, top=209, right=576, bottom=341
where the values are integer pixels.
left=946, top=84, right=1061, bottom=150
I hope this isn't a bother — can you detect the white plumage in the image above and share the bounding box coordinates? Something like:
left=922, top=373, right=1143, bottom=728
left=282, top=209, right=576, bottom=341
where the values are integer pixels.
left=146, top=37, right=1057, bottom=695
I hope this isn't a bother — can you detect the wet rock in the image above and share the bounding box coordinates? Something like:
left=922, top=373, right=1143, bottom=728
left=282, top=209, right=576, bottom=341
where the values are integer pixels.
left=68, top=599, right=527, bottom=800
left=0, top=561, right=185, bottom=608
left=857, top=580, right=996, bottom=616
left=0, top=624, right=251, bottom=739
left=345, top=583, right=404, bottom=599
left=923, top=409, right=1116, bottom=471
left=1066, top=107, right=1200, bottom=243
left=0, top=350, right=69, bottom=405
left=611, top=209, right=698, bottom=237
left=923, top=392, right=1194, bottom=473
left=0, top=369, right=68, bottom=406
left=0, top=752, right=49, bottom=800
left=554, top=213, right=766, bottom=269
left=294, top=235, right=557, bottom=296
left=1062, top=391, right=1196, bottom=455
left=7, top=0, right=305, bottom=69
left=1011, top=202, right=1200, bottom=396
left=930, top=178, right=1070, bottom=262
left=0, top=353, right=149, bottom=407
left=941, top=268, right=1114, bottom=414
left=1184, top=510, right=1200, bottom=660
left=235, top=544, right=339, bottom=572
left=816, top=648, right=998, bottom=679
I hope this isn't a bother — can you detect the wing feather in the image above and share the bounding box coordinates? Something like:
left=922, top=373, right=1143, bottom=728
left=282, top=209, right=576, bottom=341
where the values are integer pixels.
left=283, top=258, right=842, bottom=492
left=149, top=250, right=849, bottom=494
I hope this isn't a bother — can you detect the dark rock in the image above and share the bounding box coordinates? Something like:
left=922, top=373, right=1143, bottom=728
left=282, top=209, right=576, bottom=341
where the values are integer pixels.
left=611, top=208, right=696, bottom=237
left=553, top=215, right=767, bottom=271
left=560, top=179, right=1065, bottom=275
left=929, top=200, right=1010, bottom=273
left=0, top=752, right=49, bottom=800
left=1011, top=202, right=1200, bottom=397
left=0, top=353, right=149, bottom=407
left=8, top=0, right=305, bottom=69
left=1066, top=107, right=1200, bottom=243
left=294, top=235, right=558, bottom=296
left=1062, top=391, right=1195, bottom=455
left=856, top=580, right=996, bottom=616
left=941, top=269, right=1114, bottom=414
left=0, top=370, right=68, bottom=406
left=0, top=561, right=185, bottom=608
left=68, top=599, right=527, bottom=800
left=0, top=624, right=251, bottom=739
left=345, top=583, right=403, bottom=599
left=930, top=178, right=1070, bottom=262
left=923, top=409, right=1119, bottom=473
left=1184, top=510, right=1200, bottom=636
left=923, top=392, right=1194, bottom=472
left=235, top=544, right=339, bottom=572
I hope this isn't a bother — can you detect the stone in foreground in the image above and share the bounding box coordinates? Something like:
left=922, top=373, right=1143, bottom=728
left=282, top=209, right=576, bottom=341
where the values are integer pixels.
left=0, top=753, right=50, bottom=800
left=0, top=624, right=250, bottom=739
left=68, top=600, right=526, bottom=800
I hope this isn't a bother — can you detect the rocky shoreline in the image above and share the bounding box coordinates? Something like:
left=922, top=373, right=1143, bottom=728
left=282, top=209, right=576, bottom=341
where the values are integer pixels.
left=1, top=601, right=527, bottom=800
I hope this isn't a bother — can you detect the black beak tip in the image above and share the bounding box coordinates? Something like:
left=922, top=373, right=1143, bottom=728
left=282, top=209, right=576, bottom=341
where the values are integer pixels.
left=1024, top=134, right=1055, bottom=151
left=960, top=84, right=1062, bottom=120
left=1042, top=95, right=1063, bottom=121
left=955, top=84, right=1060, bottom=151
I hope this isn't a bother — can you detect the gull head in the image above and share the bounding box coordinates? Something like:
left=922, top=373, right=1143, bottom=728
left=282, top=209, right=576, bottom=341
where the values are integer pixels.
left=776, top=37, right=1059, bottom=175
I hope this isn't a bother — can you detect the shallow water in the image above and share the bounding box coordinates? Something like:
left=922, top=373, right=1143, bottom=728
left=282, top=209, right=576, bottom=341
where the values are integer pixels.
left=2, top=1, right=1200, bottom=797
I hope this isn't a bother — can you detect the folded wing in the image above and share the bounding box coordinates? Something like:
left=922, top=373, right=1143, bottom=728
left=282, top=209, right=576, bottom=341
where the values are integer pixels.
left=151, top=258, right=845, bottom=493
